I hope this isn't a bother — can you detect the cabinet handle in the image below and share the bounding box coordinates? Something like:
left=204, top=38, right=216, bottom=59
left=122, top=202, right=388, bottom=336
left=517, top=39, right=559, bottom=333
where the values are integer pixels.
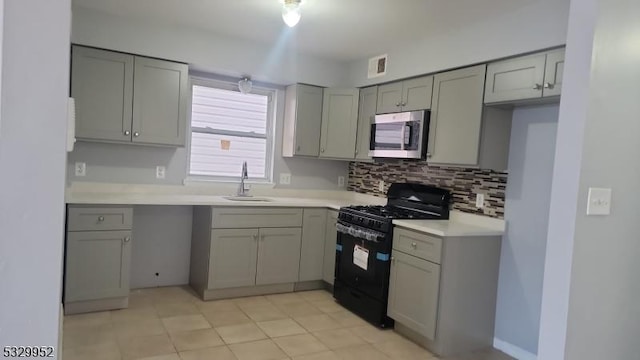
left=97, top=216, right=105, bottom=222
left=544, top=82, right=554, bottom=89
left=124, top=130, right=130, bottom=136
left=124, top=237, right=131, bottom=243
left=411, top=242, right=417, bottom=248
left=133, top=132, right=140, bottom=137
left=533, top=83, right=543, bottom=90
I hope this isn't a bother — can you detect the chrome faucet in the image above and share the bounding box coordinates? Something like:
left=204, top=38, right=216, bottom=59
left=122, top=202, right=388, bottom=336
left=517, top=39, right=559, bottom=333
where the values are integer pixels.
left=237, top=161, right=250, bottom=197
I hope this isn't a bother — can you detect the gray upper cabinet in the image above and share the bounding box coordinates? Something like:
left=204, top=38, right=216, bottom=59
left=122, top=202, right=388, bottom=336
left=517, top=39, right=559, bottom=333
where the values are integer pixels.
left=209, top=228, right=259, bottom=289
left=65, top=230, right=132, bottom=302
left=323, top=210, right=338, bottom=285
left=72, top=46, right=134, bottom=142
left=256, top=227, right=302, bottom=285
left=376, top=76, right=433, bottom=114
left=543, top=49, right=565, bottom=97
left=355, top=86, right=377, bottom=161
left=485, top=48, right=565, bottom=103
left=282, top=84, right=324, bottom=157
left=428, top=65, right=487, bottom=166
left=132, top=57, right=188, bottom=146
left=319, top=88, right=360, bottom=159
left=388, top=249, right=441, bottom=340
left=71, top=45, right=188, bottom=147
left=299, top=209, right=327, bottom=282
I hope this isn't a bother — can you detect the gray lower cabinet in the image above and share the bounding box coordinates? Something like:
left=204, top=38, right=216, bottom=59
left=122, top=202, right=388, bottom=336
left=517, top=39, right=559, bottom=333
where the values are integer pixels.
left=64, top=205, right=133, bottom=314
left=282, top=84, right=324, bottom=157
left=428, top=65, right=487, bottom=166
left=71, top=45, right=188, bottom=147
left=354, top=86, right=377, bottom=161
left=388, top=250, right=440, bottom=340
left=319, top=88, right=360, bottom=159
left=256, top=227, right=302, bottom=285
left=376, top=75, right=433, bottom=114
left=388, top=226, right=502, bottom=357
left=299, top=209, right=328, bottom=282
left=208, top=228, right=259, bottom=289
left=322, top=210, right=338, bottom=285
left=484, top=48, right=565, bottom=104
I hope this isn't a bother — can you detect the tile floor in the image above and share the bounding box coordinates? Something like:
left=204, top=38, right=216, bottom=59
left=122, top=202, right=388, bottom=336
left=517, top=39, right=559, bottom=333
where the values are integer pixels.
left=62, top=286, right=513, bottom=360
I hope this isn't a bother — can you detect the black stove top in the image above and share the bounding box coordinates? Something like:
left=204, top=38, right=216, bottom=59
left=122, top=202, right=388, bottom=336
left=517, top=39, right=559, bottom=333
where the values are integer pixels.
left=345, top=205, right=442, bottom=220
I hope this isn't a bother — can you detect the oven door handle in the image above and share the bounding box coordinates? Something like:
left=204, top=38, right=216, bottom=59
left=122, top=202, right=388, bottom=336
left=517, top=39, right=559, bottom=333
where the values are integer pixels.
left=336, top=223, right=383, bottom=242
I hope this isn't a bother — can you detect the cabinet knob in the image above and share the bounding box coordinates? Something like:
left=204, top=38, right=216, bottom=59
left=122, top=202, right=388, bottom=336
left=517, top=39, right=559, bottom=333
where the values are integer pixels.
left=253, top=234, right=258, bottom=241
left=544, top=82, right=554, bottom=89
left=355, top=149, right=358, bottom=155
left=124, top=237, right=131, bottom=243
left=533, top=83, right=543, bottom=90
left=391, top=256, right=395, bottom=263
left=320, top=148, right=325, bottom=153
left=395, top=102, right=401, bottom=107
left=134, top=132, right=140, bottom=137
left=296, top=145, right=301, bottom=151
left=97, top=216, right=105, bottom=222
left=124, top=130, right=130, bottom=136
left=411, top=242, right=417, bottom=248
left=426, top=152, right=432, bottom=158
left=401, top=102, right=406, bottom=107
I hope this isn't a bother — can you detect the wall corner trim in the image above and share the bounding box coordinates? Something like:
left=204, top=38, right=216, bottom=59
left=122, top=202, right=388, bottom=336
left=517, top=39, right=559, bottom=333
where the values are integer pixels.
left=493, top=338, right=537, bottom=360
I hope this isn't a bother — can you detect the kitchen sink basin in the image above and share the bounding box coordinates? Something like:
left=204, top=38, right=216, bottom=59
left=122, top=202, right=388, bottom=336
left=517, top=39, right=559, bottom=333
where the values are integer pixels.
left=223, top=196, right=273, bottom=202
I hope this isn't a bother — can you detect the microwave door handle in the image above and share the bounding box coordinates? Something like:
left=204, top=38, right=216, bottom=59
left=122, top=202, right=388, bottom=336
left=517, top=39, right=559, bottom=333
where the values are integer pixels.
left=400, top=125, right=407, bottom=151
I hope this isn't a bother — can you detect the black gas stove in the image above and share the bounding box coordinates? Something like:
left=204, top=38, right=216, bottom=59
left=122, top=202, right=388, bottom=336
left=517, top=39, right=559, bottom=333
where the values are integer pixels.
left=333, top=183, right=451, bottom=328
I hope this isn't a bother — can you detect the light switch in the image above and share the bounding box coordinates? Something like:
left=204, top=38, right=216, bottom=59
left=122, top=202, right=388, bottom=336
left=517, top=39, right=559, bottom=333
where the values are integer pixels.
left=475, top=193, right=485, bottom=208
left=338, top=176, right=345, bottom=187
left=587, top=187, right=612, bottom=215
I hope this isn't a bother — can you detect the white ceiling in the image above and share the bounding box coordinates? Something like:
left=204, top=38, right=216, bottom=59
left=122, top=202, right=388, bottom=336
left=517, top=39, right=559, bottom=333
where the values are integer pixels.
left=72, top=0, right=538, bottom=62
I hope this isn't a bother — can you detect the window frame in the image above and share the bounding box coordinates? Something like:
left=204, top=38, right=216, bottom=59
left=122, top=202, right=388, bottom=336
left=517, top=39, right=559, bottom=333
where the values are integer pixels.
left=186, top=76, right=276, bottom=184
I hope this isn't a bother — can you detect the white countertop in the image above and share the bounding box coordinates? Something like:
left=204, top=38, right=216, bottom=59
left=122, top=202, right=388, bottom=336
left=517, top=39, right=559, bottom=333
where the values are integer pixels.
left=65, top=182, right=504, bottom=237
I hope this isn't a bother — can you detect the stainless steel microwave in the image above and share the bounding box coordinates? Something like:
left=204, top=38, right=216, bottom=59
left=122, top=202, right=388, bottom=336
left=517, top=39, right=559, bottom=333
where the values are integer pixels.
left=369, top=110, right=430, bottom=159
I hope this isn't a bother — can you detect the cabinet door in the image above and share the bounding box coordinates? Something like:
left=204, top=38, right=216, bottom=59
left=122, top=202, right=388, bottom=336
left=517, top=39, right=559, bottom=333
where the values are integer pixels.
left=355, top=86, right=377, bottom=161
left=323, top=210, right=338, bottom=285
left=132, top=56, right=188, bottom=146
left=209, top=229, right=259, bottom=289
left=299, top=209, right=327, bottom=282
left=428, top=65, right=486, bottom=166
left=376, top=82, right=403, bottom=114
left=543, top=49, right=565, bottom=98
left=65, top=230, right=132, bottom=302
left=484, top=53, right=546, bottom=103
left=71, top=46, right=134, bottom=142
left=290, top=84, right=324, bottom=157
left=319, top=88, right=359, bottom=159
left=388, top=251, right=440, bottom=340
left=402, top=76, right=434, bottom=111
left=256, top=227, right=302, bottom=285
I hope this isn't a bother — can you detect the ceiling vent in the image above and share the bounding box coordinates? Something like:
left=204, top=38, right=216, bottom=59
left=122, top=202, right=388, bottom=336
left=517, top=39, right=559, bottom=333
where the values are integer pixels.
left=368, top=54, right=388, bottom=79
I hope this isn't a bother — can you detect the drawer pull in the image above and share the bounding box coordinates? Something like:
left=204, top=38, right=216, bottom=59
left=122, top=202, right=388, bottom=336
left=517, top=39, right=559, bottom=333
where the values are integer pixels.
left=411, top=242, right=417, bottom=248
left=123, top=237, right=131, bottom=243
left=97, top=216, right=105, bottom=222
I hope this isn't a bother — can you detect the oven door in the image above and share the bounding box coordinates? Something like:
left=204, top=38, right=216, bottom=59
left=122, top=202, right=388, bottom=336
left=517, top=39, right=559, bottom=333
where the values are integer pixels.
left=335, top=221, right=391, bottom=301
left=369, top=110, right=429, bottom=159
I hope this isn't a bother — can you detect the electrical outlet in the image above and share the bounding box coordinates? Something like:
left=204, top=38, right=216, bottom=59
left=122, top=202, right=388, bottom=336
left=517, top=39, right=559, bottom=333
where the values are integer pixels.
left=338, top=176, right=345, bottom=187
left=587, top=187, right=612, bottom=215
left=378, top=180, right=385, bottom=192
left=74, top=162, right=86, bottom=177
left=279, top=173, right=291, bottom=185
left=476, top=193, right=485, bottom=208
left=156, top=166, right=166, bottom=179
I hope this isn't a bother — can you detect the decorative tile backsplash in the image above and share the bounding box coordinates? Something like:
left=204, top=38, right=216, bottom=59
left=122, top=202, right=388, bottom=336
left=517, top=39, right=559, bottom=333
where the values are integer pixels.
left=348, top=160, right=508, bottom=218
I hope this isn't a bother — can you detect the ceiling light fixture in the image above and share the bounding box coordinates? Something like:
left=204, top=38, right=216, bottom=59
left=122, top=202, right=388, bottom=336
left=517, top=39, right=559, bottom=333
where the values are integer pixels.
left=238, top=77, right=253, bottom=94
left=281, top=0, right=302, bottom=27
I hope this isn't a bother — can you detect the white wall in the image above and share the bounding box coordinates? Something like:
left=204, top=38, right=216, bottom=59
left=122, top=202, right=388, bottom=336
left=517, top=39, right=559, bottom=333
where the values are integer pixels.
left=347, top=0, right=570, bottom=87
left=71, top=6, right=350, bottom=87
left=0, top=1, right=71, bottom=357
left=538, top=0, right=640, bottom=358
left=494, top=104, right=558, bottom=357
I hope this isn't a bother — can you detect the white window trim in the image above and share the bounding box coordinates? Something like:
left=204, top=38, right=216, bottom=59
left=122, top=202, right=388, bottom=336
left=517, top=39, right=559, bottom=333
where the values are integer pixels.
left=186, top=76, right=276, bottom=184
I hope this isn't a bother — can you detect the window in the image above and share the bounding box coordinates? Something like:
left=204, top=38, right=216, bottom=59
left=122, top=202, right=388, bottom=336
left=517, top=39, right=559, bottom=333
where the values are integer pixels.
left=188, top=78, right=274, bottom=182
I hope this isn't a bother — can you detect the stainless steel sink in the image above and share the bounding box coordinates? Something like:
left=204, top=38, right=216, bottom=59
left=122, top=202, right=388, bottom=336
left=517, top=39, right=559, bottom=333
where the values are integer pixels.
left=223, top=196, right=273, bottom=202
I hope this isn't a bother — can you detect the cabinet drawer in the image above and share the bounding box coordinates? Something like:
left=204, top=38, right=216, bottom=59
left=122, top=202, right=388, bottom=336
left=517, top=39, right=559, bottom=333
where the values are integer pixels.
left=67, top=206, right=133, bottom=231
left=212, top=207, right=303, bottom=229
left=393, top=227, right=442, bottom=264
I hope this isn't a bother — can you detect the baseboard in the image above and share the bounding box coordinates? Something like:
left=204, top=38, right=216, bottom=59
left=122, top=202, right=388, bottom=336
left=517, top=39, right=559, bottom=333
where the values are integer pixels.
left=493, top=338, right=537, bottom=360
